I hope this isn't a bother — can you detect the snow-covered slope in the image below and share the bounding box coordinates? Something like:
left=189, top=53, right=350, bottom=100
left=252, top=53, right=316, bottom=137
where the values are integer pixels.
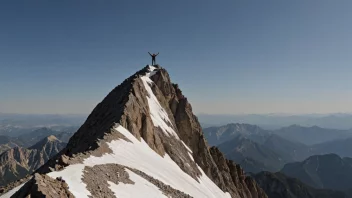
left=0, top=65, right=267, bottom=198
left=47, top=124, right=231, bottom=198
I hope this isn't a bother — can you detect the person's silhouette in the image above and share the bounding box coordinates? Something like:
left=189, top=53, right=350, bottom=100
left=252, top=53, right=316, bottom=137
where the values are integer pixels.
left=148, top=52, right=159, bottom=65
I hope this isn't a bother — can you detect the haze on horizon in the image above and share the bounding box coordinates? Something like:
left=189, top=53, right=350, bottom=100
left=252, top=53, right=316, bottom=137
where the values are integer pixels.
left=1, top=1, right=352, bottom=115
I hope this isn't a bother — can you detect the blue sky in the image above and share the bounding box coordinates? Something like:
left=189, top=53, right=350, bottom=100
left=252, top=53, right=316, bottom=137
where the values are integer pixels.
left=1, top=1, right=352, bottom=114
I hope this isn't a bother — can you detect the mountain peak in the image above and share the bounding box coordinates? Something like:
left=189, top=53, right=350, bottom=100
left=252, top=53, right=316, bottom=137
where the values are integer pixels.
left=29, top=135, right=62, bottom=151
left=1, top=65, right=267, bottom=198
left=46, top=135, right=58, bottom=142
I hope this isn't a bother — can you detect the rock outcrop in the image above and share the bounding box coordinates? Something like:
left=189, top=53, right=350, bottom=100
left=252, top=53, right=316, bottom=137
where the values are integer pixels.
left=1, top=65, right=268, bottom=198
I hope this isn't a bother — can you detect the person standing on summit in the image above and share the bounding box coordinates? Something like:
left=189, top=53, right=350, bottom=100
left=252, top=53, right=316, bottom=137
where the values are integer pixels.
left=148, top=52, right=159, bottom=65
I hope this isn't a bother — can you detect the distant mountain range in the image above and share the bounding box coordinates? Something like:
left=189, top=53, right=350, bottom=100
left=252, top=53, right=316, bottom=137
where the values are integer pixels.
left=0, top=113, right=86, bottom=127
left=0, top=135, right=66, bottom=187
left=203, top=123, right=269, bottom=145
left=16, top=127, right=76, bottom=147
left=204, top=123, right=352, bottom=173
left=261, top=134, right=310, bottom=162
left=253, top=171, right=348, bottom=198
left=311, top=138, right=352, bottom=158
left=0, top=127, right=76, bottom=156
left=281, top=154, right=352, bottom=191
left=218, top=135, right=286, bottom=172
left=198, top=113, right=352, bottom=130
left=0, top=127, right=76, bottom=188
left=273, top=124, right=352, bottom=145
left=0, top=113, right=84, bottom=137
left=203, top=123, right=352, bottom=193
left=204, top=123, right=352, bottom=146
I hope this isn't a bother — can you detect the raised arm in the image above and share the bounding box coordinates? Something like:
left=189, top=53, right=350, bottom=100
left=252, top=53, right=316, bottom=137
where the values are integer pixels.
left=148, top=52, right=152, bottom=56
left=156, top=52, right=159, bottom=56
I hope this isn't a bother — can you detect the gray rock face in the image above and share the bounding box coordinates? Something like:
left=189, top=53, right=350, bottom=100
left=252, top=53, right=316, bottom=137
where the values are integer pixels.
left=1, top=65, right=268, bottom=198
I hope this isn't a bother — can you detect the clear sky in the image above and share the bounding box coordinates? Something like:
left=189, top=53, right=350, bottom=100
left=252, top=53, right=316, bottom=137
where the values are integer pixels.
left=1, top=0, right=352, bottom=115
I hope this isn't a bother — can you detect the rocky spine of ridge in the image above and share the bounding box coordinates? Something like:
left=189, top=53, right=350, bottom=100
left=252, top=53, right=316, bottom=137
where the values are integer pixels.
left=4, top=65, right=267, bottom=198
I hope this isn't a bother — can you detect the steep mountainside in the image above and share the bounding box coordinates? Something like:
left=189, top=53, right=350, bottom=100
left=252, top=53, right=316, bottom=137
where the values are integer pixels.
left=274, top=125, right=352, bottom=145
left=0, top=65, right=268, bottom=198
left=203, top=123, right=269, bottom=146
left=0, top=136, right=66, bottom=187
left=253, top=172, right=348, bottom=198
left=281, top=154, right=352, bottom=191
left=218, top=135, right=286, bottom=172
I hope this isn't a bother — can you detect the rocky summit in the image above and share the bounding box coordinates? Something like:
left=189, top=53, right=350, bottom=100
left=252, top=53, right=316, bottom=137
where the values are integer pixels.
left=0, top=65, right=267, bottom=198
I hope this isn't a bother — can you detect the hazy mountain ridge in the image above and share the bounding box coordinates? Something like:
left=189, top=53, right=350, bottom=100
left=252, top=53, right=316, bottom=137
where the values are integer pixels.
left=198, top=114, right=352, bottom=130
left=253, top=171, right=349, bottom=198
left=203, top=123, right=270, bottom=146
left=311, top=138, right=352, bottom=158
left=0, top=114, right=82, bottom=137
left=204, top=123, right=352, bottom=174
left=262, top=134, right=312, bottom=162
left=218, top=135, right=286, bottom=172
left=274, top=125, right=352, bottom=145
left=0, top=127, right=76, bottom=157
left=281, top=154, right=352, bottom=191
left=17, top=127, right=75, bottom=147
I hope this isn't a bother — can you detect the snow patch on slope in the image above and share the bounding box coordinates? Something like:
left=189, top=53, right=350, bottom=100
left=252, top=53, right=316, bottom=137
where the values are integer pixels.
left=108, top=169, right=167, bottom=198
left=140, top=66, right=179, bottom=138
left=48, top=164, right=91, bottom=197
left=145, top=65, right=157, bottom=77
